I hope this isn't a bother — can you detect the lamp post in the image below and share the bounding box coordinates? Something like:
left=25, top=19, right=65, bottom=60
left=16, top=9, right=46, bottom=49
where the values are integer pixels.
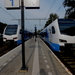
left=20, top=0, right=28, bottom=72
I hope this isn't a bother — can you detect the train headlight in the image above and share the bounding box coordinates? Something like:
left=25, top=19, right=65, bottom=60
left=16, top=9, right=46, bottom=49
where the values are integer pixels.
left=59, top=39, right=67, bottom=43
left=13, top=37, right=17, bottom=39
left=3, top=37, right=7, bottom=40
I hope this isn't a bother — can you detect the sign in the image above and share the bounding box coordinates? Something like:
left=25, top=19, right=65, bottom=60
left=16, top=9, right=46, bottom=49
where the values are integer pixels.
left=5, top=0, right=40, bottom=9
left=25, top=0, right=40, bottom=9
left=19, top=0, right=40, bottom=9
left=4, top=0, right=20, bottom=9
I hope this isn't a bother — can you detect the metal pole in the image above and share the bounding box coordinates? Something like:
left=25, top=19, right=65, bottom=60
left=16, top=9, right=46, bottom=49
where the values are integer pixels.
left=21, top=0, right=26, bottom=70
left=18, top=20, right=21, bottom=25
left=39, top=19, right=41, bottom=26
left=35, top=25, right=37, bottom=42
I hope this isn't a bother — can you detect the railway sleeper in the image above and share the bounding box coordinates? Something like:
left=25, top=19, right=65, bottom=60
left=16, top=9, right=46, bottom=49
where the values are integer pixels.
left=60, top=56, right=73, bottom=59
left=70, top=65, right=75, bottom=68
left=67, top=62, right=75, bottom=64
left=63, top=58, right=75, bottom=61
left=0, top=46, right=8, bottom=53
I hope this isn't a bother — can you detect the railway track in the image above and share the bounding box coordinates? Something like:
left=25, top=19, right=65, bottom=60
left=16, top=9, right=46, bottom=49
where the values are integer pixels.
left=0, top=45, right=16, bottom=57
left=0, top=40, right=28, bottom=57
left=54, top=49, right=75, bottom=75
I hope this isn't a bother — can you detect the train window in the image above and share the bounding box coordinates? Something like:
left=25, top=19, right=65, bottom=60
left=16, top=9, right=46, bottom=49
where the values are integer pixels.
left=44, top=32, right=46, bottom=36
left=20, top=29, right=22, bottom=34
left=5, top=25, right=17, bottom=35
left=58, top=19, right=75, bottom=36
left=52, top=26, right=55, bottom=34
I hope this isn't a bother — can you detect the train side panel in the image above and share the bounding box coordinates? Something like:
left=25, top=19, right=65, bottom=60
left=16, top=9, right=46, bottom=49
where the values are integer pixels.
left=40, top=19, right=75, bottom=52
left=45, top=20, right=60, bottom=51
left=17, top=25, right=21, bottom=44
left=3, top=25, right=32, bottom=46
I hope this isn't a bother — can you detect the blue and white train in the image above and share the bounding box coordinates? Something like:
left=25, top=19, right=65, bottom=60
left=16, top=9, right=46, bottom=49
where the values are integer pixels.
left=40, top=19, right=75, bottom=52
left=3, top=24, right=32, bottom=45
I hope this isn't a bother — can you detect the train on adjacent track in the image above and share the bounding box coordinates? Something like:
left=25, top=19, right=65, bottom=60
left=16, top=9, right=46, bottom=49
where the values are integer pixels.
left=40, top=18, right=75, bottom=52
left=3, top=24, right=33, bottom=46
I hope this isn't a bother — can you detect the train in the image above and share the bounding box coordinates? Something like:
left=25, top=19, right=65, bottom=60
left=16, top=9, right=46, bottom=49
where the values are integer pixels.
left=3, top=24, right=33, bottom=46
left=40, top=18, right=75, bottom=52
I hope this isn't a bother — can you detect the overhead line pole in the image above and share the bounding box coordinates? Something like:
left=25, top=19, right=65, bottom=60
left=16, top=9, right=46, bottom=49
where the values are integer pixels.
left=12, top=18, right=48, bottom=25
left=12, top=18, right=48, bottom=20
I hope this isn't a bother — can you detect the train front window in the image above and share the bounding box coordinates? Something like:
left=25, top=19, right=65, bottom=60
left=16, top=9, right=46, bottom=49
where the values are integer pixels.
left=58, top=19, right=75, bottom=36
left=5, top=25, right=17, bottom=35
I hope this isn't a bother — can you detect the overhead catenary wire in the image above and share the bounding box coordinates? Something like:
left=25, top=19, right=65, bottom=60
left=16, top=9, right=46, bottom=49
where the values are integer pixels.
left=41, top=0, right=57, bottom=29
left=55, top=3, right=63, bottom=13
left=45, top=0, right=65, bottom=18
left=42, top=0, right=64, bottom=29
left=0, top=7, right=16, bottom=19
left=45, top=0, right=56, bottom=18
left=26, top=19, right=33, bottom=29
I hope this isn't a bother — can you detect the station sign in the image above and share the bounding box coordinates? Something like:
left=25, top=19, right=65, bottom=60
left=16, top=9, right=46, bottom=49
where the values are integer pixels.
left=24, top=0, right=40, bottom=9
left=4, top=0, right=40, bottom=9
left=4, top=0, right=20, bottom=9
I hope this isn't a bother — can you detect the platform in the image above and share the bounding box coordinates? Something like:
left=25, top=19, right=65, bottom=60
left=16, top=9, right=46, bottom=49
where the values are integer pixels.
left=0, top=37, right=72, bottom=75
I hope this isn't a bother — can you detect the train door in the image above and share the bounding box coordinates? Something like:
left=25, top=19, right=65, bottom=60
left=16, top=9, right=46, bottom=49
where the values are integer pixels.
left=45, top=29, right=49, bottom=41
left=51, top=26, right=56, bottom=43
left=49, top=27, right=52, bottom=42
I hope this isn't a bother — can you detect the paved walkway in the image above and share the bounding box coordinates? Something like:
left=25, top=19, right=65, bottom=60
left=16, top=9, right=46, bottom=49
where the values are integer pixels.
left=0, top=38, right=72, bottom=75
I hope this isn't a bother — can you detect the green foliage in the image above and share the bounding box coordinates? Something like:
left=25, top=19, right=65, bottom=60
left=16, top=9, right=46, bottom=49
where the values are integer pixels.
left=63, top=0, right=75, bottom=19
left=0, top=22, right=7, bottom=34
left=37, top=29, right=43, bottom=34
left=44, top=13, right=59, bottom=28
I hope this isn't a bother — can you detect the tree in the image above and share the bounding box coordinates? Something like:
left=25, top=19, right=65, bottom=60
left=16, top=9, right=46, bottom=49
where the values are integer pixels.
left=44, top=13, right=59, bottom=28
left=63, top=0, right=75, bottom=19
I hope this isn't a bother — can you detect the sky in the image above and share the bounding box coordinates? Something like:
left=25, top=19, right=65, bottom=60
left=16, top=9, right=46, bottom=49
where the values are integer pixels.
left=0, top=0, right=66, bottom=32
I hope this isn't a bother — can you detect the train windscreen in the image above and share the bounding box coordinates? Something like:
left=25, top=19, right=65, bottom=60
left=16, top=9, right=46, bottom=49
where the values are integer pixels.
left=5, top=25, right=18, bottom=35
left=58, top=19, right=75, bottom=36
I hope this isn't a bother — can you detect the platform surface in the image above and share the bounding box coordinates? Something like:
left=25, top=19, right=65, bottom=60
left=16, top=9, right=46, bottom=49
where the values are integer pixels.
left=0, top=37, right=71, bottom=75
